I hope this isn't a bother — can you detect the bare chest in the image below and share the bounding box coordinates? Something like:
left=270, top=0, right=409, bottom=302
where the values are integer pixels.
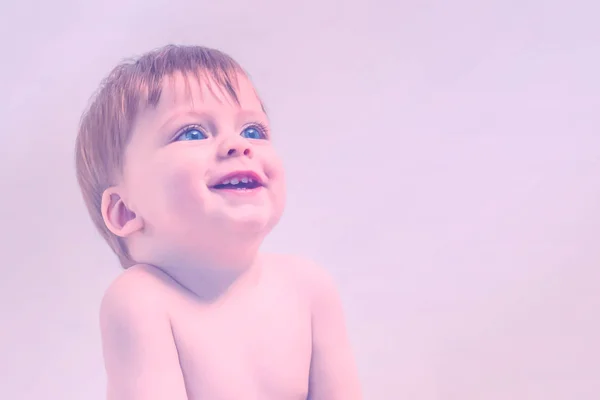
left=169, top=280, right=312, bottom=400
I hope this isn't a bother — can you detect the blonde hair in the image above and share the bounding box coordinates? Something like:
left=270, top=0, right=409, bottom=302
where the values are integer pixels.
left=75, top=44, right=250, bottom=268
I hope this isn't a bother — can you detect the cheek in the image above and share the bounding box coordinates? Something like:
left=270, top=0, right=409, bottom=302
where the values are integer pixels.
left=162, top=159, right=210, bottom=212
left=263, top=148, right=285, bottom=181
left=264, top=152, right=287, bottom=212
left=129, top=156, right=210, bottom=223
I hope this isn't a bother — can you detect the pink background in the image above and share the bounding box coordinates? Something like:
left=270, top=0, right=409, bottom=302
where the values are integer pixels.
left=1, top=1, right=598, bottom=399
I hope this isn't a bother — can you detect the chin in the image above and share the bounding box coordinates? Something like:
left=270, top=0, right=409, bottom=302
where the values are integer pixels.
left=220, top=205, right=282, bottom=236
left=223, top=212, right=274, bottom=235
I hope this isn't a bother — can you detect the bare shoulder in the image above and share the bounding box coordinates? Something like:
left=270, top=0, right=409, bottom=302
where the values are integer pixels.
left=100, top=264, right=174, bottom=320
left=99, top=263, right=177, bottom=356
left=261, top=253, right=340, bottom=305
left=100, top=264, right=188, bottom=399
left=263, top=254, right=360, bottom=399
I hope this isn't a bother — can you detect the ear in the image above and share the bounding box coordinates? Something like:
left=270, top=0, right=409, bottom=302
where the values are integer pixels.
left=101, top=186, right=144, bottom=238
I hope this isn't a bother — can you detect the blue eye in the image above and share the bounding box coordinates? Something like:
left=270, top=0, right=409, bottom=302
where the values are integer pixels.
left=241, top=124, right=268, bottom=140
left=175, top=125, right=208, bottom=141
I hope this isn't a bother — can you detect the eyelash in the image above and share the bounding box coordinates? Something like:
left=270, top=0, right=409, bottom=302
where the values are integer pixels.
left=246, top=122, right=270, bottom=140
left=173, top=124, right=207, bottom=141
left=173, top=122, right=270, bottom=141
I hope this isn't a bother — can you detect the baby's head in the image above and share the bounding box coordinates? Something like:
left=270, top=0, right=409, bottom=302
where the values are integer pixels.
left=75, top=45, right=286, bottom=269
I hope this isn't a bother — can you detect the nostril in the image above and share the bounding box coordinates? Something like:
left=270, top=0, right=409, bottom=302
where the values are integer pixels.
left=226, top=148, right=251, bottom=157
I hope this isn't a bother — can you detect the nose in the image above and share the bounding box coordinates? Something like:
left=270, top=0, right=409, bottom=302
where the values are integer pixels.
left=217, top=135, right=253, bottom=159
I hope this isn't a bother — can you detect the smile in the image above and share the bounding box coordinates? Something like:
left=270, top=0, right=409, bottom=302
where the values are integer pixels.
left=210, top=170, right=264, bottom=191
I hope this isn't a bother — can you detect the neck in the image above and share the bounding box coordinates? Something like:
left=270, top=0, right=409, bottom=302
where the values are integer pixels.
left=157, top=237, right=264, bottom=302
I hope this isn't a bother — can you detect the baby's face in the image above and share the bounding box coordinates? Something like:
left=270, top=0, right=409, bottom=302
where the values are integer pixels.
left=120, top=71, right=285, bottom=264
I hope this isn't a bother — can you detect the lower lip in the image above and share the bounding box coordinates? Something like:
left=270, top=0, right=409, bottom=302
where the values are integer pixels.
left=209, top=186, right=264, bottom=196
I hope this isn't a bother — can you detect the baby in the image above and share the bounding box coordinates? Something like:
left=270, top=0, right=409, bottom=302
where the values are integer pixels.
left=75, top=45, right=361, bottom=400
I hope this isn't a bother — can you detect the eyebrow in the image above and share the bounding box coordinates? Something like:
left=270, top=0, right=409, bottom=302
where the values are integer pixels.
left=234, top=109, right=270, bottom=125
left=157, top=110, right=211, bottom=133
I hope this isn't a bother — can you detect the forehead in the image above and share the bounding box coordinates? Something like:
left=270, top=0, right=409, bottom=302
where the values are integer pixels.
left=148, top=70, right=263, bottom=117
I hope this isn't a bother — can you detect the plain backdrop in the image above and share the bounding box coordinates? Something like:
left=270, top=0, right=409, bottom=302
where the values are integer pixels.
left=1, top=0, right=599, bottom=399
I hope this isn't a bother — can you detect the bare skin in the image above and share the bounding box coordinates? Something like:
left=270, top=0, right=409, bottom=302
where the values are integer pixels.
left=100, top=253, right=360, bottom=400
left=98, top=69, right=361, bottom=399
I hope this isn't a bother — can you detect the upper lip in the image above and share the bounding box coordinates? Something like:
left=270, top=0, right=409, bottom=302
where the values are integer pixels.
left=210, top=170, right=264, bottom=187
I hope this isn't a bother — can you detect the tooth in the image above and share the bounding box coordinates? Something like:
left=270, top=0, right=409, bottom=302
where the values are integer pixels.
left=230, top=178, right=240, bottom=185
left=249, top=178, right=254, bottom=182
left=241, top=177, right=249, bottom=183
left=222, top=179, right=230, bottom=185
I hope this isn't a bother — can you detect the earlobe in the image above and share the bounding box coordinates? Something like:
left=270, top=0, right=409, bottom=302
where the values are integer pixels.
left=101, top=187, right=144, bottom=238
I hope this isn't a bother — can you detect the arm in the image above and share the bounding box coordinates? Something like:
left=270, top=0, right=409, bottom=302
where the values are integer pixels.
left=306, top=263, right=362, bottom=400
left=99, top=270, right=188, bottom=400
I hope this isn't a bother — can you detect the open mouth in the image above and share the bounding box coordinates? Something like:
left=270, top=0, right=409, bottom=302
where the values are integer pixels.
left=211, top=171, right=264, bottom=191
